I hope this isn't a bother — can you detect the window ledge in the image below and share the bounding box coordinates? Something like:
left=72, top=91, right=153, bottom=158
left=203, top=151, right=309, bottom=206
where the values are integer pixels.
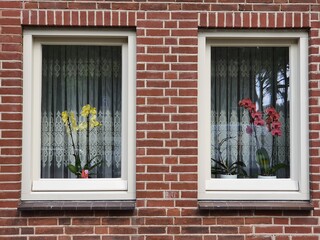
left=18, top=200, right=135, bottom=211
left=198, top=201, right=313, bottom=211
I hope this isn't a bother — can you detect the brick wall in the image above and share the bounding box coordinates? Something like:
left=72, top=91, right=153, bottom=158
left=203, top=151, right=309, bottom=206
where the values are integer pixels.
left=0, top=0, right=320, bottom=239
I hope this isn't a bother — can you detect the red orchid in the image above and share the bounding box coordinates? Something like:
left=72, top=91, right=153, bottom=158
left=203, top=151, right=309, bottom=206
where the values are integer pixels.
left=265, top=107, right=277, bottom=115
left=266, top=107, right=280, bottom=121
left=239, top=98, right=256, bottom=112
left=271, top=121, right=281, bottom=129
left=239, top=98, right=253, bottom=107
left=239, top=98, right=286, bottom=176
left=265, top=107, right=282, bottom=136
left=254, top=119, right=265, bottom=126
left=239, top=98, right=282, bottom=136
left=251, top=111, right=262, bottom=120
left=271, top=129, right=282, bottom=136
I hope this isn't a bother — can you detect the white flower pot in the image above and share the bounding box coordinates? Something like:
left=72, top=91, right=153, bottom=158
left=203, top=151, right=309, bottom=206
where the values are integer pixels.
left=220, top=174, right=237, bottom=179
left=258, top=175, right=277, bottom=179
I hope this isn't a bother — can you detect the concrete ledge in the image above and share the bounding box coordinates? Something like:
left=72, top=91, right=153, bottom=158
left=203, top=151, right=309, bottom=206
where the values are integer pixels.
left=18, top=200, right=135, bottom=211
left=198, top=201, right=314, bottom=211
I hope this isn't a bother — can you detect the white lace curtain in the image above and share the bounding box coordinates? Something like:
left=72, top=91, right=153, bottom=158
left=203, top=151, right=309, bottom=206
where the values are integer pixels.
left=211, top=47, right=290, bottom=178
left=41, top=45, right=122, bottom=178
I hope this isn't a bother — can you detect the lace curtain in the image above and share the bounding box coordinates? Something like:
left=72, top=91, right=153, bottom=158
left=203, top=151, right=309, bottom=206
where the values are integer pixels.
left=211, top=47, right=290, bottom=178
left=41, top=45, right=122, bottom=178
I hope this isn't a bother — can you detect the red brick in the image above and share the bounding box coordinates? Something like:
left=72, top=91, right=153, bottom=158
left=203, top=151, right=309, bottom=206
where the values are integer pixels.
left=138, top=208, right=166, bottom=216
left=282, top=4, right=309, bottom=11
left=171, top=182, right=197, bottom=190
left=285, top=227, right=312, bottom=233
left=146, top=200, right=174, bottom=207
left=253, top=4, right=280, bottom=11
left=137, top=123, right=164, bottom=131
left=114, top=3, right=139, bottom=11
left=251, top=12, right=258, bottom=27
left=200, top=12, right=208, bottom=27
left=212, top=4, right=238, bottom=11
left=47, top=11, right=54, bottom=25
left=246, top=237, right=272, bottom=240
left=69, top=2, right=96, bottom=9
left=172, top=80, right=197, bottom=87
left=218, top=237, right=244, bottom=240
left=255, top=226, right=283, bottom=233
left=218, top=218, right=245, bottom=225
left=73, top=237, right=100, bottom=240
left=175, top=237, right=202, bottom=240
left=245, top=217, right=272, bottom=224
left=172, top=131, right=197, bottom=138
left=176, top=200, right=198, bottom=208
left=72, top=218, right=100, bottom=225
left=291, top=237, right=318, bottom=240
left=28, top=218, right=57, bottom=226
left=141, top=3, right=167, bottom=11
left=147, top=147, right=170, bottom=155
left=35, top=227, right=63, bottom=234
left=285, top=12, right=293, bottom=27
left=291, top=217, right=318, bottom=225
left=146, top=12, right=170, bottom=20
left=1, top=1, right=22, bottom=8
left=138, top=227, right=166, bottom=234
left=102, top=218, right=130, bottom=225
left=65, top=227, right=94, bottom=234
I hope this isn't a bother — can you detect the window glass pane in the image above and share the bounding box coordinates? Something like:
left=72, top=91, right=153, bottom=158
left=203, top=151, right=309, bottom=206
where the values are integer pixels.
left=41, top=45, right=122, bottom=179
left=211, top=47, right=290, bottom=179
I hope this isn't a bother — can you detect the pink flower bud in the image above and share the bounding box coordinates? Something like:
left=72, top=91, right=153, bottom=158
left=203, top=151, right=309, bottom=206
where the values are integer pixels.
left=81, top=169, right=89, bottom=178
left=246, top=125, right=253, bottom=135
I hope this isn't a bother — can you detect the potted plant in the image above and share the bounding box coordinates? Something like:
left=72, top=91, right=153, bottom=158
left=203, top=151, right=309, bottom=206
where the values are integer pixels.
left=61, top=104, right=103, bottom=178
left=211, top=136, right=247, bottom=178
left=256, top=148, right=287, bottom=178
left=239, top=98, right=287, bottom=178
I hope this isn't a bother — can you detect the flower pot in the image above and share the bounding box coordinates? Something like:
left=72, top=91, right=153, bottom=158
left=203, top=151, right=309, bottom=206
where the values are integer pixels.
left=220, top=174, right=237, bottom=179
left=258, top=175, right=277, bottom=179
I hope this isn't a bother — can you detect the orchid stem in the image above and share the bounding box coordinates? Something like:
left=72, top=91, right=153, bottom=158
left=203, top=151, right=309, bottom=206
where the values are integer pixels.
left=253, top=124, right=260, bottom=149
left=67, top=117, right=77, bottom=157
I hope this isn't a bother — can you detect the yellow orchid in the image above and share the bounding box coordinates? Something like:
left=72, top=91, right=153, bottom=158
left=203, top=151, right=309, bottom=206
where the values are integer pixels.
left=70, top=112, right=78, bottom=131
left=89, top=115, right=102, bottom=128
left=61, top=104, right=103, bottom=178
left=81, top=104, right=91, bottom=117
left=90, top=107, right=97, bottom=116
left=61, top=111, right=69, bottom=124
left=78, top=122, right=88, bottom=131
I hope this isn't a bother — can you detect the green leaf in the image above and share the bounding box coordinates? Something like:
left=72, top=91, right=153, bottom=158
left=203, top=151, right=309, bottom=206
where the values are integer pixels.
left=67, top=164, right=78, bottom=174
left=73, top=154, right=81, bottom=169
left=270, top=163, right=287, bottom=175
left=256, top=147, right=270, bottom=175
left=211, top=158, right=228, bottom=170
left=88, top=160, right=103, bottom=171
left=211, top=159, right=247, bottom=175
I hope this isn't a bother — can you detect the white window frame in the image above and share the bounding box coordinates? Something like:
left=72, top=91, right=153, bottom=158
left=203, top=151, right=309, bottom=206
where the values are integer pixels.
left=198, top=30, right=309, bottom=200
left=22, top=28, right=136, bottom=200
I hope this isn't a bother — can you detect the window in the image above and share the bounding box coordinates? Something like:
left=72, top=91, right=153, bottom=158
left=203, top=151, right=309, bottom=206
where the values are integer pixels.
left=198, top=31, right=309, bottom=200
left=22, top=29, right=136, bottom=200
